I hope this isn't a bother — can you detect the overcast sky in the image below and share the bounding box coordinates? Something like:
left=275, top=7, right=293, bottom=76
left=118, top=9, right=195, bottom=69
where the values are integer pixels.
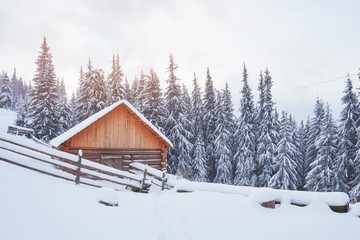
left=1, top=0, right=359, bottom=121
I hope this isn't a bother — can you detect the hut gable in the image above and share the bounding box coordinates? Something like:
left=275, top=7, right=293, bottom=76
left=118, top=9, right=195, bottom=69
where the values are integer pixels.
left=50, top=100, right=173, bottom=149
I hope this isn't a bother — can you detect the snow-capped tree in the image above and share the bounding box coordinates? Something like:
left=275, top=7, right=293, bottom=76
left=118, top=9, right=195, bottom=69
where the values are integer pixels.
left=335, top=75, right=359, bottom=193
left=75, top=66, right=88, bottom=123
left=234, top=64, right=257, bottom=186
left=269, top=112, right=298, bottom=190
left=190, top=73, right=208, bottom=182
left=123, top=77, right=132, bottom=103
left=213, top=91, right=233, bottom=184
left=133, top=71, right=147, bottom=113
left=143, top=68, right=166, bottom=131
left=304, top=97, right=325, bottom=189
left=77, top=59, right=107, bottom=121
left=296, top=120, right=308, bottom=190
left=28, top=37, right=60, bottom=141
left=255, top=69, right=278, bottom=187
left=164, top=54, right=184, bottom=173
left=203, top=67, right=217, bottom=181
left=108, top=54, right=124, bottom=104
left=57, top=78, right=73, bottom=134
left=0, top=72, right=12, bottom=110
left=305, top=105, right=338, bottom=192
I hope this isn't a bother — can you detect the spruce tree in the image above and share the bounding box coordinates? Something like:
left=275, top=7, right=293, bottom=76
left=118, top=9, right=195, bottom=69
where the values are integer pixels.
left=296, top=120, right=308, bottom=190
left=191, top=73, right=208, bottom=182
left=203, top=67, right=217, bottom=181
left=335, top=75, right=358, bottom=193
left=75, top=66, right=88, bottom=122
left=164, top=54, right=183, bottom=173
left=213, top=90, right=233, bottom=184
left=57, top=78, right=72, bottom=134
left=305, top=105, right=338, bottom=192
left=143, top=68, right=166, bottom=131
left=133, top=71, right=147, bottom=113
left=28, top=37, right=60, bottom=141
left=234, top=64, right=257, bottom=186
left=123, top=77, right=132, bottom=102
left=0, top=72, right=12, bottom=110
left=255, top=69, right=278, bottom=187
left=304, top=97, right=325, bottom=189
left=108, top=54, right=125, bottom=104
left=269, top=112, right=298, bottom=190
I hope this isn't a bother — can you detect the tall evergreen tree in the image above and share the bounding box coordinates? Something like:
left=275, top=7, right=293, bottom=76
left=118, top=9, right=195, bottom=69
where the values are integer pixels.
left=123, top=77, right=132, bottom=102
left=203, top=67, right=217, bottom=181
left=304, top=97, right=325, bottom=189
left=28, top=37, right=60, bottom=141
left=133, top=71, right=147, bottom=113
left=190, top=73, right=208, bottom=182
left=255, top=69, right=278, bottom=187
left=0, top=72, right=12, bottom=110
left=213, top=90, right=233, bottom=184
left=269, top=112, right=298, bottom=190
left=57, top=78, right=72, bottom=134
left=296, top=120, right=308, bottom=190
left=164, top=54, right=183, bottom=173
left=305, top=105, right=338, bottom=192
left=108, top=54, right=125, bottom=104
left=75, top=66, right=88, bottom=122
left=234, top=64, right=257, bottom=186
left=335, top=75, right=358, bottom=193
left=143, top=68, right=166, bottom=131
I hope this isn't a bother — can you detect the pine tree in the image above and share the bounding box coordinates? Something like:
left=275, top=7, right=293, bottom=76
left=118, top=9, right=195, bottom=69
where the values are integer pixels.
left=255, top=69, right=278, bottom=187
left=10, top=68, right=20, bottom=110
left=305, top=105, right=338, bottom=192
left=269, top=112, right=298, bottom=190
left=335, top=75, right=358, bottom=193
left=108, top=54, right=125, bottom=104
left=133, top=71, right=147, bottom=113
left=296, top=120, right=308, bottom=190
left=0, top=72, right=12, bottom=110
left=175, top=85, right=194, bottom=178
left=143, top=68, right=166, bottom=131
left=57, top=78, right=73, bottom=134
left=213, top=90, right=233, bottom=184
left=203, top=67, right=217, bottom=181
left=123, top=77, right=132, bottom=102
left=28, top=37, right=60, bottom=141
left=234, top=64, right=257, bottom=186
left=304, top=97, right=325, bottom=190
left=190, top=73, right=208, bottom=182
left=75, top=66, right=88, bottom=122
left=164, top=54, right=183, bottom=173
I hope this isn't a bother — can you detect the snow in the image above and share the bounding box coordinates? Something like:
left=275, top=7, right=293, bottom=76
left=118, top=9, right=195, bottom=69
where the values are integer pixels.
left=351, top=203, right=360, bottom=217
left=50, top=99, right=173, bottom=147
left=97, top=187, right=119, bottom=206
left=0, top=108, right=17, bottom=133
left=0, top=162, right=359, bottom=240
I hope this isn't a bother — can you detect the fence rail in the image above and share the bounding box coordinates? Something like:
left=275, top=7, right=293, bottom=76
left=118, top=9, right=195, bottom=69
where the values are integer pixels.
left=0, top=135, right=154, bottom=192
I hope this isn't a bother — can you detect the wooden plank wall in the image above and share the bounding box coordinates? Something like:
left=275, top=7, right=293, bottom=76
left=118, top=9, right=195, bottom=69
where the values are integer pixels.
left=66, top=105, right=166, bottom=149
left=67, top=147, right=165, bottom=171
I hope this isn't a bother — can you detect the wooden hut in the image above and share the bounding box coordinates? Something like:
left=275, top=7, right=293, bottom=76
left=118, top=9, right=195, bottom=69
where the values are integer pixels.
left=50, top=100, right=173, bottom=171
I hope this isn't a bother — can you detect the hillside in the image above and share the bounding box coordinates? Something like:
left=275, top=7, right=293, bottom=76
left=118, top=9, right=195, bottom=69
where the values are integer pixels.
left=0, top=161, right=359, bottom=240
left=0, top=109, right=359, bottom=240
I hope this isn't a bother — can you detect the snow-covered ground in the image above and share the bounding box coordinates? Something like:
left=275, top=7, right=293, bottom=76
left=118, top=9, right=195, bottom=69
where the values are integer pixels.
left=0, top=161, right=359, bottom=240
left=0, top=108, right=16, bottom=133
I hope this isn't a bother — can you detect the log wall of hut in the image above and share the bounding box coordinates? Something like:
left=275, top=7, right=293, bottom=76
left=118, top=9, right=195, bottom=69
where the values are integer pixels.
left=66, top=147, right=166, bottom=170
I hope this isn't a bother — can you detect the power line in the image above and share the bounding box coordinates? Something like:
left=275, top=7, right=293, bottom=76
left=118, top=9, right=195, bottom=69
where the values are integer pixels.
left=276, top=73, right=358, bottom=95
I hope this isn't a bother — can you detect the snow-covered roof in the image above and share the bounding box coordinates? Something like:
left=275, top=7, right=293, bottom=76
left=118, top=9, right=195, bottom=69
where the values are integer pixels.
left=50, top=100, right=173, bottom=148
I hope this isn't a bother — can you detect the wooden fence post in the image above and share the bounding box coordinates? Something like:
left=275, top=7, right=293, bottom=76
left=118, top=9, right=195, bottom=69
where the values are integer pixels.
left=141, top=168, right=148, bottom=192
left=161, top=170, right=166, bottom=191
left=75, top=149, right=83, bottom=185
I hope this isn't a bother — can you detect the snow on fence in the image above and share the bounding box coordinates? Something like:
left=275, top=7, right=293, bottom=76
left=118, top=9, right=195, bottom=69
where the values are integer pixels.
left=0, top=134, right=152, bottom=192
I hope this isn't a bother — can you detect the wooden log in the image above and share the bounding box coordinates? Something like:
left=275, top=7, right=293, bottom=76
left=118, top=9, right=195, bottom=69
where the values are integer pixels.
left=75, top=150, right=82, bottom=185
left=261, top=200, right=275, bottom=209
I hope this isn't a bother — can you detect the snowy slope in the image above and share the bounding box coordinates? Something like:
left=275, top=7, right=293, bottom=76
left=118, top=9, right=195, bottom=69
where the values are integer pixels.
left=0, top=162, right=359, bottom=240
left=0, top=108, right=17, bottom=133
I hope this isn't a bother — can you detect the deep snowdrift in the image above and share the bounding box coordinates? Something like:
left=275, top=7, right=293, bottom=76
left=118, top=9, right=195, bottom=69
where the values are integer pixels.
left=0, top=161, right=359, bottom=240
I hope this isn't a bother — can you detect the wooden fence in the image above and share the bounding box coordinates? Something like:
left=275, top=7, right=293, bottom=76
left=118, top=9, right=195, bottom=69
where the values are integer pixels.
left=0, top=135, right=163, bottom=193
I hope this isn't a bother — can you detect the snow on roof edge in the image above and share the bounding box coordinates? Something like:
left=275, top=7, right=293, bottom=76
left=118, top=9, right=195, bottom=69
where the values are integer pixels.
left=50, top=100, right=173, bottom=148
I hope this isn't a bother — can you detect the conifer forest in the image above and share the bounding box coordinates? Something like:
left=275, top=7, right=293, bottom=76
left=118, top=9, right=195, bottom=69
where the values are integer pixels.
left=2, top=37, right=360, bottom=202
